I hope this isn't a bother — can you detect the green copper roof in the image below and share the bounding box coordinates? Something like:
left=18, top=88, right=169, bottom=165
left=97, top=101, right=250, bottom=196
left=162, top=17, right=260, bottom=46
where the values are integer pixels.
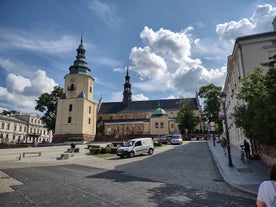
left=151, top=104, right=167, bottom=117
left=69, top=37, right=91, bottom=75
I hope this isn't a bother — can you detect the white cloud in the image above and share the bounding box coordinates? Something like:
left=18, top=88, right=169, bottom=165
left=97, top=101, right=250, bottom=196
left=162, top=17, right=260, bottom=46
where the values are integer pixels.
left=216, top=4, right=276, bottom=41
left=88, top=0, right=121, bottom=28
left=130, top=26, right=226, bottom=95
left=24, top=70, right=57, bottom=96
left=0, top=28, right=77, bottom=54
left=0, top=70, right=57, bottom=112
left=132, top=94, right=149, bottom=101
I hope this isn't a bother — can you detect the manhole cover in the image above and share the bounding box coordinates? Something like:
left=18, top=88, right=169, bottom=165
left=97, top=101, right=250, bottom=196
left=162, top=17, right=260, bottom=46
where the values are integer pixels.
left=237, top=168, right=253, bottom=173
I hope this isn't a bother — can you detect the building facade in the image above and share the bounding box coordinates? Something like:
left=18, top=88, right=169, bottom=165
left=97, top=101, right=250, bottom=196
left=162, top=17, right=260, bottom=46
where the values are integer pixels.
left=97, top=69, right=203, bottom=138
left=223, top=26, right=276, bottom=147
left=54, top=38, right=97, bottom=142
left=0, top=113, right=53, bottom=144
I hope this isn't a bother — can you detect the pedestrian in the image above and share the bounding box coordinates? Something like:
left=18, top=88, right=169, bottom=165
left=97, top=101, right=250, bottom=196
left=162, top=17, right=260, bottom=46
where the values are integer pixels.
left=243, top=140, right=251, bottom=161
left=70, top=142, right=76, bottom=157
left=257, top=163, right=276, bottom=207
left=221, top=137, right=227, bottom=154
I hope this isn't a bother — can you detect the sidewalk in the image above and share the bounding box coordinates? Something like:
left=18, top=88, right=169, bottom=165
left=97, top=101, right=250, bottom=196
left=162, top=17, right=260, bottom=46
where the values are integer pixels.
left=207, top=140, right=270, bottom=196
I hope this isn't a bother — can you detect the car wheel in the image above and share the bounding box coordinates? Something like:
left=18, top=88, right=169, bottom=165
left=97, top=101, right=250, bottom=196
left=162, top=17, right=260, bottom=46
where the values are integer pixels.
left=148, top=148, right=154, bottom=155
left=129, top=151, right=134, bottom=158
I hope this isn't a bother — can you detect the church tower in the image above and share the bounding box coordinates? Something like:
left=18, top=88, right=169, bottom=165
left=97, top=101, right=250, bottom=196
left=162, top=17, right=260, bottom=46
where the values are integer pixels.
left=123, top=67, right=132, bottom=106
left=54, top=37, right=97, bottom=142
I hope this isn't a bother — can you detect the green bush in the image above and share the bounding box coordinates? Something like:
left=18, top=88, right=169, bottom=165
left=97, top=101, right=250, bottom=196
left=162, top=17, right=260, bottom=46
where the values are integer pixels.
left=100, top=147, right=106, bottom=154
left=110, top=147, right=118, bottom=154
left=112, top=143, right=124, bottom=147
left=154, top=141, right=162, bottom=146
left=90, top=148, right=100, bottom=154
left=87, top=144, right=100, bottom=149
left=68, top=137, right=84, bottom=142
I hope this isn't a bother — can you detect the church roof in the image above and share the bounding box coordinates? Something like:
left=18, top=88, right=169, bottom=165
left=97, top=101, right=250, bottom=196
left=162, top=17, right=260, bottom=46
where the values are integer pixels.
left=98, top=98, right=198, bottom=114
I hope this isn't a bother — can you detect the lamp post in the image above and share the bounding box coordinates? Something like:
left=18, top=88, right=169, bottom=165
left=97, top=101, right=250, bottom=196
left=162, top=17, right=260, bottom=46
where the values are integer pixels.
left=220, top=92, right=233, bottom=167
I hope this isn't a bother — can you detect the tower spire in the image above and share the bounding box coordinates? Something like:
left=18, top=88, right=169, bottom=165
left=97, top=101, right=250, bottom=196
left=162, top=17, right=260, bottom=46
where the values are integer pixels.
left=123, top=66, right=132, bottom=106
left=68, top=35, right=91, bottom=75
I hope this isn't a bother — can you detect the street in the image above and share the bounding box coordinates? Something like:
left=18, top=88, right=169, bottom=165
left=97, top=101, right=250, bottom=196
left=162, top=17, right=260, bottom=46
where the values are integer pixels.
left=0, top=141, right=256, bottom=206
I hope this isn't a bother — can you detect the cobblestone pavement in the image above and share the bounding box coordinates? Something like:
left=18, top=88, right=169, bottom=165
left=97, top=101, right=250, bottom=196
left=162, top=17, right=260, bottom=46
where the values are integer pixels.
left=0, top=141, right=257, bottom=206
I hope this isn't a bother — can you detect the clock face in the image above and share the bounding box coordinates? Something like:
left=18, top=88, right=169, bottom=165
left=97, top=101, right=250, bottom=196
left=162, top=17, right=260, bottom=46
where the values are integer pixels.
left=70, top=78, right=74, bottom=83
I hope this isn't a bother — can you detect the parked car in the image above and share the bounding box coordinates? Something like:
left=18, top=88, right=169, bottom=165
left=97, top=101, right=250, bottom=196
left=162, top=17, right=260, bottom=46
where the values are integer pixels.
left=153, top=135, right=172, bottom=144
left=170, top=134, right=183, bottom=145
left=117, top=138, right=154, bottom=158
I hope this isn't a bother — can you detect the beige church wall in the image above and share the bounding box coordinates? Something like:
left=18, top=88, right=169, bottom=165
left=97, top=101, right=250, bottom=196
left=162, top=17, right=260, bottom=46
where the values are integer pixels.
left=150, top=117, right=169, bottom=135
left=64, top=74, right=94, bottom=101
left=82, top=99, right=97, bottom=135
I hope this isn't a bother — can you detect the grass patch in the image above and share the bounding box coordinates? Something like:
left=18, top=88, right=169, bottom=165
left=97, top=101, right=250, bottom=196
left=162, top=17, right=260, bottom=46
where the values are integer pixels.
left=93, top=153, right=117, bottom=158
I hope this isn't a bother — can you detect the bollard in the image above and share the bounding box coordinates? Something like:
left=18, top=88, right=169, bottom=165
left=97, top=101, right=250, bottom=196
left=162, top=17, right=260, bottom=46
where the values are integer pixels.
left=18, top=154, right=22, bottom=160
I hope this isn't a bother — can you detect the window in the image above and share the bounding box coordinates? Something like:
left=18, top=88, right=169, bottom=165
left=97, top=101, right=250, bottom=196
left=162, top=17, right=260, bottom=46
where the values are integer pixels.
left=88, top=118, right=91, bottom=124
left=155, top=122, right=159, bottom=128
left=69, top=104, right=73, bottom=112
left=90, top=86, right=92, bottom=93
left=160, top=122, right=164, bottom=128
left=110, top=116, right=113, bottom=120
left=14, top=124, right=17, bottom=131
left=1, top=123, right=4, bottom=129
left=70, top=84, right=75, bottom=90
left=89, top=106, right=91, bottom=114
left=135, top=141, right=142, bottom=146
left=68, top=117, right=72, bottom=123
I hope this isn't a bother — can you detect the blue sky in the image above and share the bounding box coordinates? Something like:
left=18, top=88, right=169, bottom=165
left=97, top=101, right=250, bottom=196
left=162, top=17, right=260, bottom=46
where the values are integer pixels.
left=0, top=0, right=276, bottom=113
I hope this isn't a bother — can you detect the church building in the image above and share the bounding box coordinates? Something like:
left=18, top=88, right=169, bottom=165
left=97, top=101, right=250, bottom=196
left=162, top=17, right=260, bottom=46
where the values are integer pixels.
left=97, top=69, right=203, bottom=138
left=54, top=38, right=97, bottom=142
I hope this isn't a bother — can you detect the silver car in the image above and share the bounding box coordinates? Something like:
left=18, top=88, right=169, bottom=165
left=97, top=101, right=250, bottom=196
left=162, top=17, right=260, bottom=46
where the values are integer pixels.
left=170, top=134, right=183, bottom=145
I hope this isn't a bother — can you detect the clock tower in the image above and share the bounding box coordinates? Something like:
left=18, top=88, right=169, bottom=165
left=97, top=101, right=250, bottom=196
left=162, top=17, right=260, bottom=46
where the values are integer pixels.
left=54, top=37, right=97, bottom=142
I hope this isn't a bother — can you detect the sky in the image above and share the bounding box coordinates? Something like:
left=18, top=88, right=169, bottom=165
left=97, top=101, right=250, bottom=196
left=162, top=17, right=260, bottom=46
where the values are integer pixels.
left=0, top=0, right=276, bottom=113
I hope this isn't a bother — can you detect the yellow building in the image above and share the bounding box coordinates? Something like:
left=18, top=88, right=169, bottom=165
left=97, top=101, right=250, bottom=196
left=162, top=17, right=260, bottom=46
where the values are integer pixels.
left=97, top=69, right=202, bottom=138
left=54, top=38, right=97, bottom=142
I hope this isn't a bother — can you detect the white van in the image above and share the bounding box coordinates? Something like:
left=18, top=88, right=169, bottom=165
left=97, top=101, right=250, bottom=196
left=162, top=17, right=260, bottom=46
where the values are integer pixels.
left=117, top=138, right=154, bottom=158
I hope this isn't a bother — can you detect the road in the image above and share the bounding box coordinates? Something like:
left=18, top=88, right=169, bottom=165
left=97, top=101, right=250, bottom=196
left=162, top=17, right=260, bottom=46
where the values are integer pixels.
left=0, top=141, right=256, bottom=206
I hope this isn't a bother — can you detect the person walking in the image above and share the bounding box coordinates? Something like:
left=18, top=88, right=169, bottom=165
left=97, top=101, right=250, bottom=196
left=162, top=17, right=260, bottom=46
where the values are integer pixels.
left=70, top=142, right=76, bottom=157
left=243, top=140, right=251, bottom=161
left=220, top=137, right=227, bottom=154
left=257, top=163, right=276, bottom=207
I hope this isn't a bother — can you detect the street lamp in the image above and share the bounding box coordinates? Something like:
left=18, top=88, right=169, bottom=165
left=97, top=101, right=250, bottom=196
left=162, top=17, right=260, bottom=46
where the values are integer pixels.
left=220, top=92, right=233, bottom=167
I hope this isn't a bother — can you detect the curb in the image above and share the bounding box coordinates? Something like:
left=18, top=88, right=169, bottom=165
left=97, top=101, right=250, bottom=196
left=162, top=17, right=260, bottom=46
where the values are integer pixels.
left=207, top=141, right=257, bottom=196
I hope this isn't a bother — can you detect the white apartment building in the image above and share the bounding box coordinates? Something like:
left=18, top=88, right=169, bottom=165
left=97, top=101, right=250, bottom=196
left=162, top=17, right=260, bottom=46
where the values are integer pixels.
left=223, top=18, right=276, bottom=149
left=0, top=113, right=53, bottom=144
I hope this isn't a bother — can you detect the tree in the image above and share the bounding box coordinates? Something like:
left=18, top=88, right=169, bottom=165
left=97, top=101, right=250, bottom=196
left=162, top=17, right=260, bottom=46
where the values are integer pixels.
left=262, top=63, right=276, bottom=145
left=198, top=84, right=222, bottom=133
left=233, top=67, right=266, bottom=141
left=233, top=62, right=276, bottom=146
left=176, top=99, right=198, bottom=135
left=35, top=86, right=64, bottom=132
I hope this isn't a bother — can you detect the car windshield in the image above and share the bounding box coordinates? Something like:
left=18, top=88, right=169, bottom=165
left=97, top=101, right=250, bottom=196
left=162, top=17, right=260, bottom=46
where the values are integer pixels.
left=172, top=135, right=181, bottom=139
left=124, top=141, right=134, bottom=147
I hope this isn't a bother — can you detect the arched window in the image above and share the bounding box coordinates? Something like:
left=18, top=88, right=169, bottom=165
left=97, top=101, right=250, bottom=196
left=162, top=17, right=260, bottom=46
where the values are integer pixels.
left=69, top=104, right=73, bottom=112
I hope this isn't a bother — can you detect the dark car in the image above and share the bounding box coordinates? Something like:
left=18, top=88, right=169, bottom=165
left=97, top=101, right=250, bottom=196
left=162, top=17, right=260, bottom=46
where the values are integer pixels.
left=153, top=135, right=172, bottom=144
